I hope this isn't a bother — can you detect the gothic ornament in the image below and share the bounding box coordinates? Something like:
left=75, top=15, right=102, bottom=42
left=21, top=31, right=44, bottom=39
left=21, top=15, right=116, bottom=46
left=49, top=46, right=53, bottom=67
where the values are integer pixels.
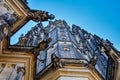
left=28, top=10, right=55, bottom=22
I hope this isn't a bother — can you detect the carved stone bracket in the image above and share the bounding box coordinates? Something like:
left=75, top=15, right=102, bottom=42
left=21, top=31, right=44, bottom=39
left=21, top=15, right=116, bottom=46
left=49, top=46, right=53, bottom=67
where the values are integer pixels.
left=51, top=53, right=88, bottom=70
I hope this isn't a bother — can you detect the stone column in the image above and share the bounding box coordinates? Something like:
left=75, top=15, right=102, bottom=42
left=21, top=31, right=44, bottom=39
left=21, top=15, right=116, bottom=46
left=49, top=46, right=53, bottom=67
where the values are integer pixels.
left=15, top=67, right=25, bottom=80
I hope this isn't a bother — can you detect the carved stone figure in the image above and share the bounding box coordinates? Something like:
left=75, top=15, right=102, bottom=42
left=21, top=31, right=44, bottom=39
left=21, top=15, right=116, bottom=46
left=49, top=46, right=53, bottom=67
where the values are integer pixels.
left=0, top=12, right=18, bottom=26
left=15, top=67, right=25, bottom=80
left=19, top=34, right=28, bottom=46
left=0, top=12, right=18, bottom=42
left=28, top=10, right=55, bottom=22
left=0, top=17, right=10, bottom=40
left=72, top=24, right=80, bottom=34
left=51, top=54, right=62, bottom=70
left=31, top=38, right=52, bottom=56
left=88, top=55, right=98, bottom=69
left=38, top=38, right=51, bottom=50
left=8, top=13, right=18, bottom=26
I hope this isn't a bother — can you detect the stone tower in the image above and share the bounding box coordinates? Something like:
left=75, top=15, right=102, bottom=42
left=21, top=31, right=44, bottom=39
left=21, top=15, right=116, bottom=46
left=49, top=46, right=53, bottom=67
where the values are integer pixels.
left=0, top=0, right=120, bottom=80
left=16, top=19, right=120, bottom=80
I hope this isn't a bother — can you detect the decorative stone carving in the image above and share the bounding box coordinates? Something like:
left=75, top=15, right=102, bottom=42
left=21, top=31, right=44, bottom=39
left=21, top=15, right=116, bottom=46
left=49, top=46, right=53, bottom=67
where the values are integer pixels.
left=19, top=34, right=28, bottom=46
left=15, top=67, right=25, bottom=80
left=83, top=48, right=89, bottom=55
left=0, top=12, right=18, bottom=41
left=51, top=54, right=63, bottom=70
left=0, top=12, right=18, bottom=26
left=72, top=24, right=80, bottom=34
left=88, top=55, right=98, bottom=69
left=0, top=18, right=10, bottom=41
left=38, top=38, right=51, bottom=50
left=28, top=10, right=55, bottom=22
left=101, top=46, right=106, bottom=53
left=79, top=40, right=85, bottom=49
left=31, top=38, right=52, bottom=56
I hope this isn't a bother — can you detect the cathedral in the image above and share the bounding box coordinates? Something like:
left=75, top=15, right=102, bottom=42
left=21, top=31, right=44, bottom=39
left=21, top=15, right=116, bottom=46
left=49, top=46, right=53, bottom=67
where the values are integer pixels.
left=0, top=0, right=120, bottom=80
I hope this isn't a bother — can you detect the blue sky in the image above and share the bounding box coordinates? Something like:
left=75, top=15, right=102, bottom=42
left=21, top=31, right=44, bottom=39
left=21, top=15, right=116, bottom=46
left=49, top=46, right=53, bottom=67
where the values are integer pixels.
left=11, top=0, right=120, bottom=50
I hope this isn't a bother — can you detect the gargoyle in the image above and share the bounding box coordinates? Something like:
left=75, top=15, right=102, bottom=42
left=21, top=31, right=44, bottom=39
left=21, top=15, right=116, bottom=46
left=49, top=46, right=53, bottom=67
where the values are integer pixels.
left=31, top=38, right=52, bottom=56
left=28, top=10, right=55, bottom=22
left=51, top=54, right=63, bottom=70
left=85, top=55, right=98, bottom=69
